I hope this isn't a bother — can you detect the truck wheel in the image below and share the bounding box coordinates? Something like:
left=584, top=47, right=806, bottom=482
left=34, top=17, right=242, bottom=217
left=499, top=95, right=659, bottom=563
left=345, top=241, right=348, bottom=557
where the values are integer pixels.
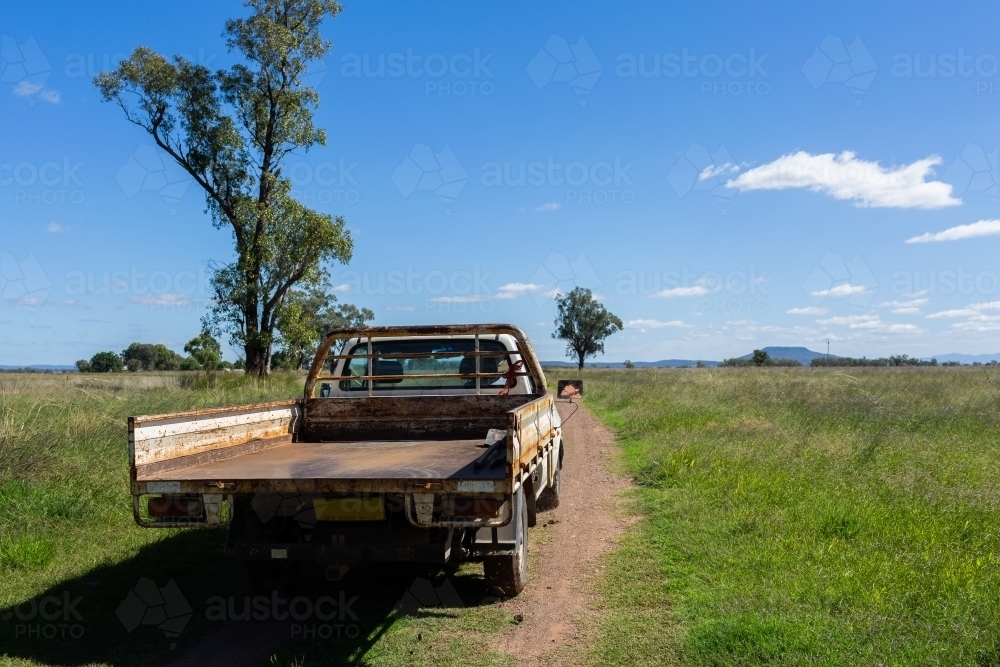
left=484, top=488, right=528, bottom=597
left=538, top=460, right=561, bottom=510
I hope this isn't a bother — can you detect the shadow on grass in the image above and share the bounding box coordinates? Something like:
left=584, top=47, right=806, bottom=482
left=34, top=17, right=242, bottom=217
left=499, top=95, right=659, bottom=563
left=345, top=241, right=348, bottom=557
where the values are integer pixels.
left=0, top=529, right=494, bottom=667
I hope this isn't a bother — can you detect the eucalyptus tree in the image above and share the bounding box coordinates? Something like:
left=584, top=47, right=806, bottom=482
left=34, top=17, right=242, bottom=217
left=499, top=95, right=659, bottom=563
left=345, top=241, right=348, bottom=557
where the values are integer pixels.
left=96, top=0, right=352, bottom=375
left=553, top=287, right=624, bottom=370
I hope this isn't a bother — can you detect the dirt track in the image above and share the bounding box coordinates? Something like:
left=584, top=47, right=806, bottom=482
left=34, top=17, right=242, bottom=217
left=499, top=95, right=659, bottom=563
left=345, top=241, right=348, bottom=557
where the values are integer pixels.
left=165, top=401, right=629, bottom=667
left=494, top=400, right=631, bottom=666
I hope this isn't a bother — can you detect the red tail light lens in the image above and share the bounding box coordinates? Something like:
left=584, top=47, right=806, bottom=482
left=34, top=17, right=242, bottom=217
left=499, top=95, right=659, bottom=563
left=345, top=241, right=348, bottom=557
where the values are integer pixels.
left=448, top=497, right=500, bottom=518
left=148, top=495, right=204, bottom=518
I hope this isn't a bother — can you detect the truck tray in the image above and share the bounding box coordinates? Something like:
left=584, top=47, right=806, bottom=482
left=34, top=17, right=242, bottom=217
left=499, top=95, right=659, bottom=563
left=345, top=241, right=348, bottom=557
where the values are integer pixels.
left=138, top=438, right=507, bottom=494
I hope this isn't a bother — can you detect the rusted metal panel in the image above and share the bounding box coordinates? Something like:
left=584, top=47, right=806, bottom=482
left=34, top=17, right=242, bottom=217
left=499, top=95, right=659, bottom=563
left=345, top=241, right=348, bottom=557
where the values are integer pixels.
left=305, top=394, right=537, bottom=419
left=136, top=437, right=511, bottom=497
left=509, top=394, right=556, bottom=471
left=135, top=478, right=509, bottom=496
left=130, top=402, right=301, bottom=466
left=303, top=394, right=537, bottom=441
left=135, top=433, right=294, bottom=478
left=131, top=399, right=300, bottom=426
left=144, top=438, right=500, bottom=481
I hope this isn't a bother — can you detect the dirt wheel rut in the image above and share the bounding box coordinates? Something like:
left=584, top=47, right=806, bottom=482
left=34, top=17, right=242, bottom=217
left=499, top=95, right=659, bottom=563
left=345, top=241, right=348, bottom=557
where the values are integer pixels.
left=494, top=400, right=631, bottom=666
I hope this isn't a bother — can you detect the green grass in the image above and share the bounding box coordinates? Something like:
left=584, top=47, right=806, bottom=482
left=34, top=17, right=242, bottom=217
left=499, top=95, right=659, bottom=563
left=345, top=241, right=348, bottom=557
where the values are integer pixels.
left=546, top=366, right=1000, bottom=666
left=0, top=372, right=512, bottom=667
left=10, top=366, right=995, bottom=665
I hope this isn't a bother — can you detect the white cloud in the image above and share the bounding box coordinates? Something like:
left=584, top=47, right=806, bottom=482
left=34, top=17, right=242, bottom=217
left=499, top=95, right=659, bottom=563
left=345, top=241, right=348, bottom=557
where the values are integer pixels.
left=881, top=298, right=928, bottom=308
left=810, top=283, right=870, bottom=298
left=129, top=294, right=189, bottom=307
left=535, top=202, right=561, bottom=212
left=698, top=162, right=740, bottom=181
left=428, top=295, right=488, bottom=304
left=385, top=305, right=416, bottom=312
left=330, top=283, right=352, bottom=293
left=787, top=306, right=828, bottom=315
left=13, top=81, right=60, bottom=104
left=496, top=282, right=541, bottom=299
left=726, top=151, right=960, bottom=209
left=905, top=219, right=1000, bottom=244
left=929, top=301, right=1000, bottom=332
left=13, top=81, right=42, bottom=96
left=817, top=313, right=921, bottom=334
left=625, top=319, right=692, bottom=333
left=881, top=298, right=927, bottom=315
left=651, top=285, right=709, bottom=298
left=45, top=222, right=66, bottom=234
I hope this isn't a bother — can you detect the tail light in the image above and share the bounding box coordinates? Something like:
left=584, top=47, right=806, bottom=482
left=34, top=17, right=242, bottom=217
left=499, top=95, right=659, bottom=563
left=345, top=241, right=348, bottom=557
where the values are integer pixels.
left=445, top=497, right=500, bottom=518
left=148, top=495, right=204, bottom=518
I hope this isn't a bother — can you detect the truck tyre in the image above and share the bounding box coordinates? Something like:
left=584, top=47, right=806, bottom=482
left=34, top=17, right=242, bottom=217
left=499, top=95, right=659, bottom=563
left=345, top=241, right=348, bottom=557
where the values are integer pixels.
left=538, top=457, right=562, bottom=510
left=484, top=488, right=528, bottom=597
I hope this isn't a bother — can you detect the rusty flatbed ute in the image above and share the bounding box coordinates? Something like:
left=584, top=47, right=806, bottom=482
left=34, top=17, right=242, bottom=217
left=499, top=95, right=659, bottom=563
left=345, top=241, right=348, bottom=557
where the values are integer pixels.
left=128, top=324, right=564, bottom=597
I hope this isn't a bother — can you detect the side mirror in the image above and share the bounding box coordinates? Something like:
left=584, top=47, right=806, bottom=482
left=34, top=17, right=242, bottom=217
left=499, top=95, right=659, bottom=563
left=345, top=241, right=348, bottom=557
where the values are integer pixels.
left=557, top=380, right=583, bottom=399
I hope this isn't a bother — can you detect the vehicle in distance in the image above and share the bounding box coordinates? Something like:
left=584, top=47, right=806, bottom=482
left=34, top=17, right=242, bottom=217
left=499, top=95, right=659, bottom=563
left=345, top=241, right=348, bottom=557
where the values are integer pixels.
left=128, top=324, right=564, bottom=596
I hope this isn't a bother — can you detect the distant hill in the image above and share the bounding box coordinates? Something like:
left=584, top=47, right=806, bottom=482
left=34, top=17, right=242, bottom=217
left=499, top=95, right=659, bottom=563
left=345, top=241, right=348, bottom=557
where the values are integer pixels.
left=738, top=347, right=834, bottom=365
left=541, top=359, right=719, bottom=368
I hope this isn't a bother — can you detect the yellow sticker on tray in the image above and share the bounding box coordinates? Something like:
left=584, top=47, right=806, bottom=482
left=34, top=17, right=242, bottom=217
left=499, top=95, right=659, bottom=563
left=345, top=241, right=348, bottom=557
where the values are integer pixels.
left=313, top=497, right=385, bottom=521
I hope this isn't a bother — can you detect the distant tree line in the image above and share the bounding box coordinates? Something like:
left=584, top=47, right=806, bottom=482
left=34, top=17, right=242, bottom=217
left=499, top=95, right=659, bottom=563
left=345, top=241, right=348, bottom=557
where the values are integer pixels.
left=75, top=331, right=237, bottom=373
left=810, top=355, right=939, bottom=367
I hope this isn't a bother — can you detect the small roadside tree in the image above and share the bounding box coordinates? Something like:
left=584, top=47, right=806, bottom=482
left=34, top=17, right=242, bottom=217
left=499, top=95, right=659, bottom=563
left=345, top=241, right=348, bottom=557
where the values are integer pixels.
left=553, top=287, right=623, bottom=370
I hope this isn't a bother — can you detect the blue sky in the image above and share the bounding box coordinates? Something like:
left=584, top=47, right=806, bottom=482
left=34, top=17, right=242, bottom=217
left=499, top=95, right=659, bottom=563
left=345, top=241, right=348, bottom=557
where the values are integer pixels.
left=2, top=1, right=999, bottom=364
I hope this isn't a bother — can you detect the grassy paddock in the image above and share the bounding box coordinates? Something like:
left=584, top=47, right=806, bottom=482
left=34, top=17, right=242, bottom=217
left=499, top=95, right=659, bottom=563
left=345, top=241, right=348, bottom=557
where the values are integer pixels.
left=545, top=366, right=1000, bottom=666
left=0, top=372, right=512, bottom=666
